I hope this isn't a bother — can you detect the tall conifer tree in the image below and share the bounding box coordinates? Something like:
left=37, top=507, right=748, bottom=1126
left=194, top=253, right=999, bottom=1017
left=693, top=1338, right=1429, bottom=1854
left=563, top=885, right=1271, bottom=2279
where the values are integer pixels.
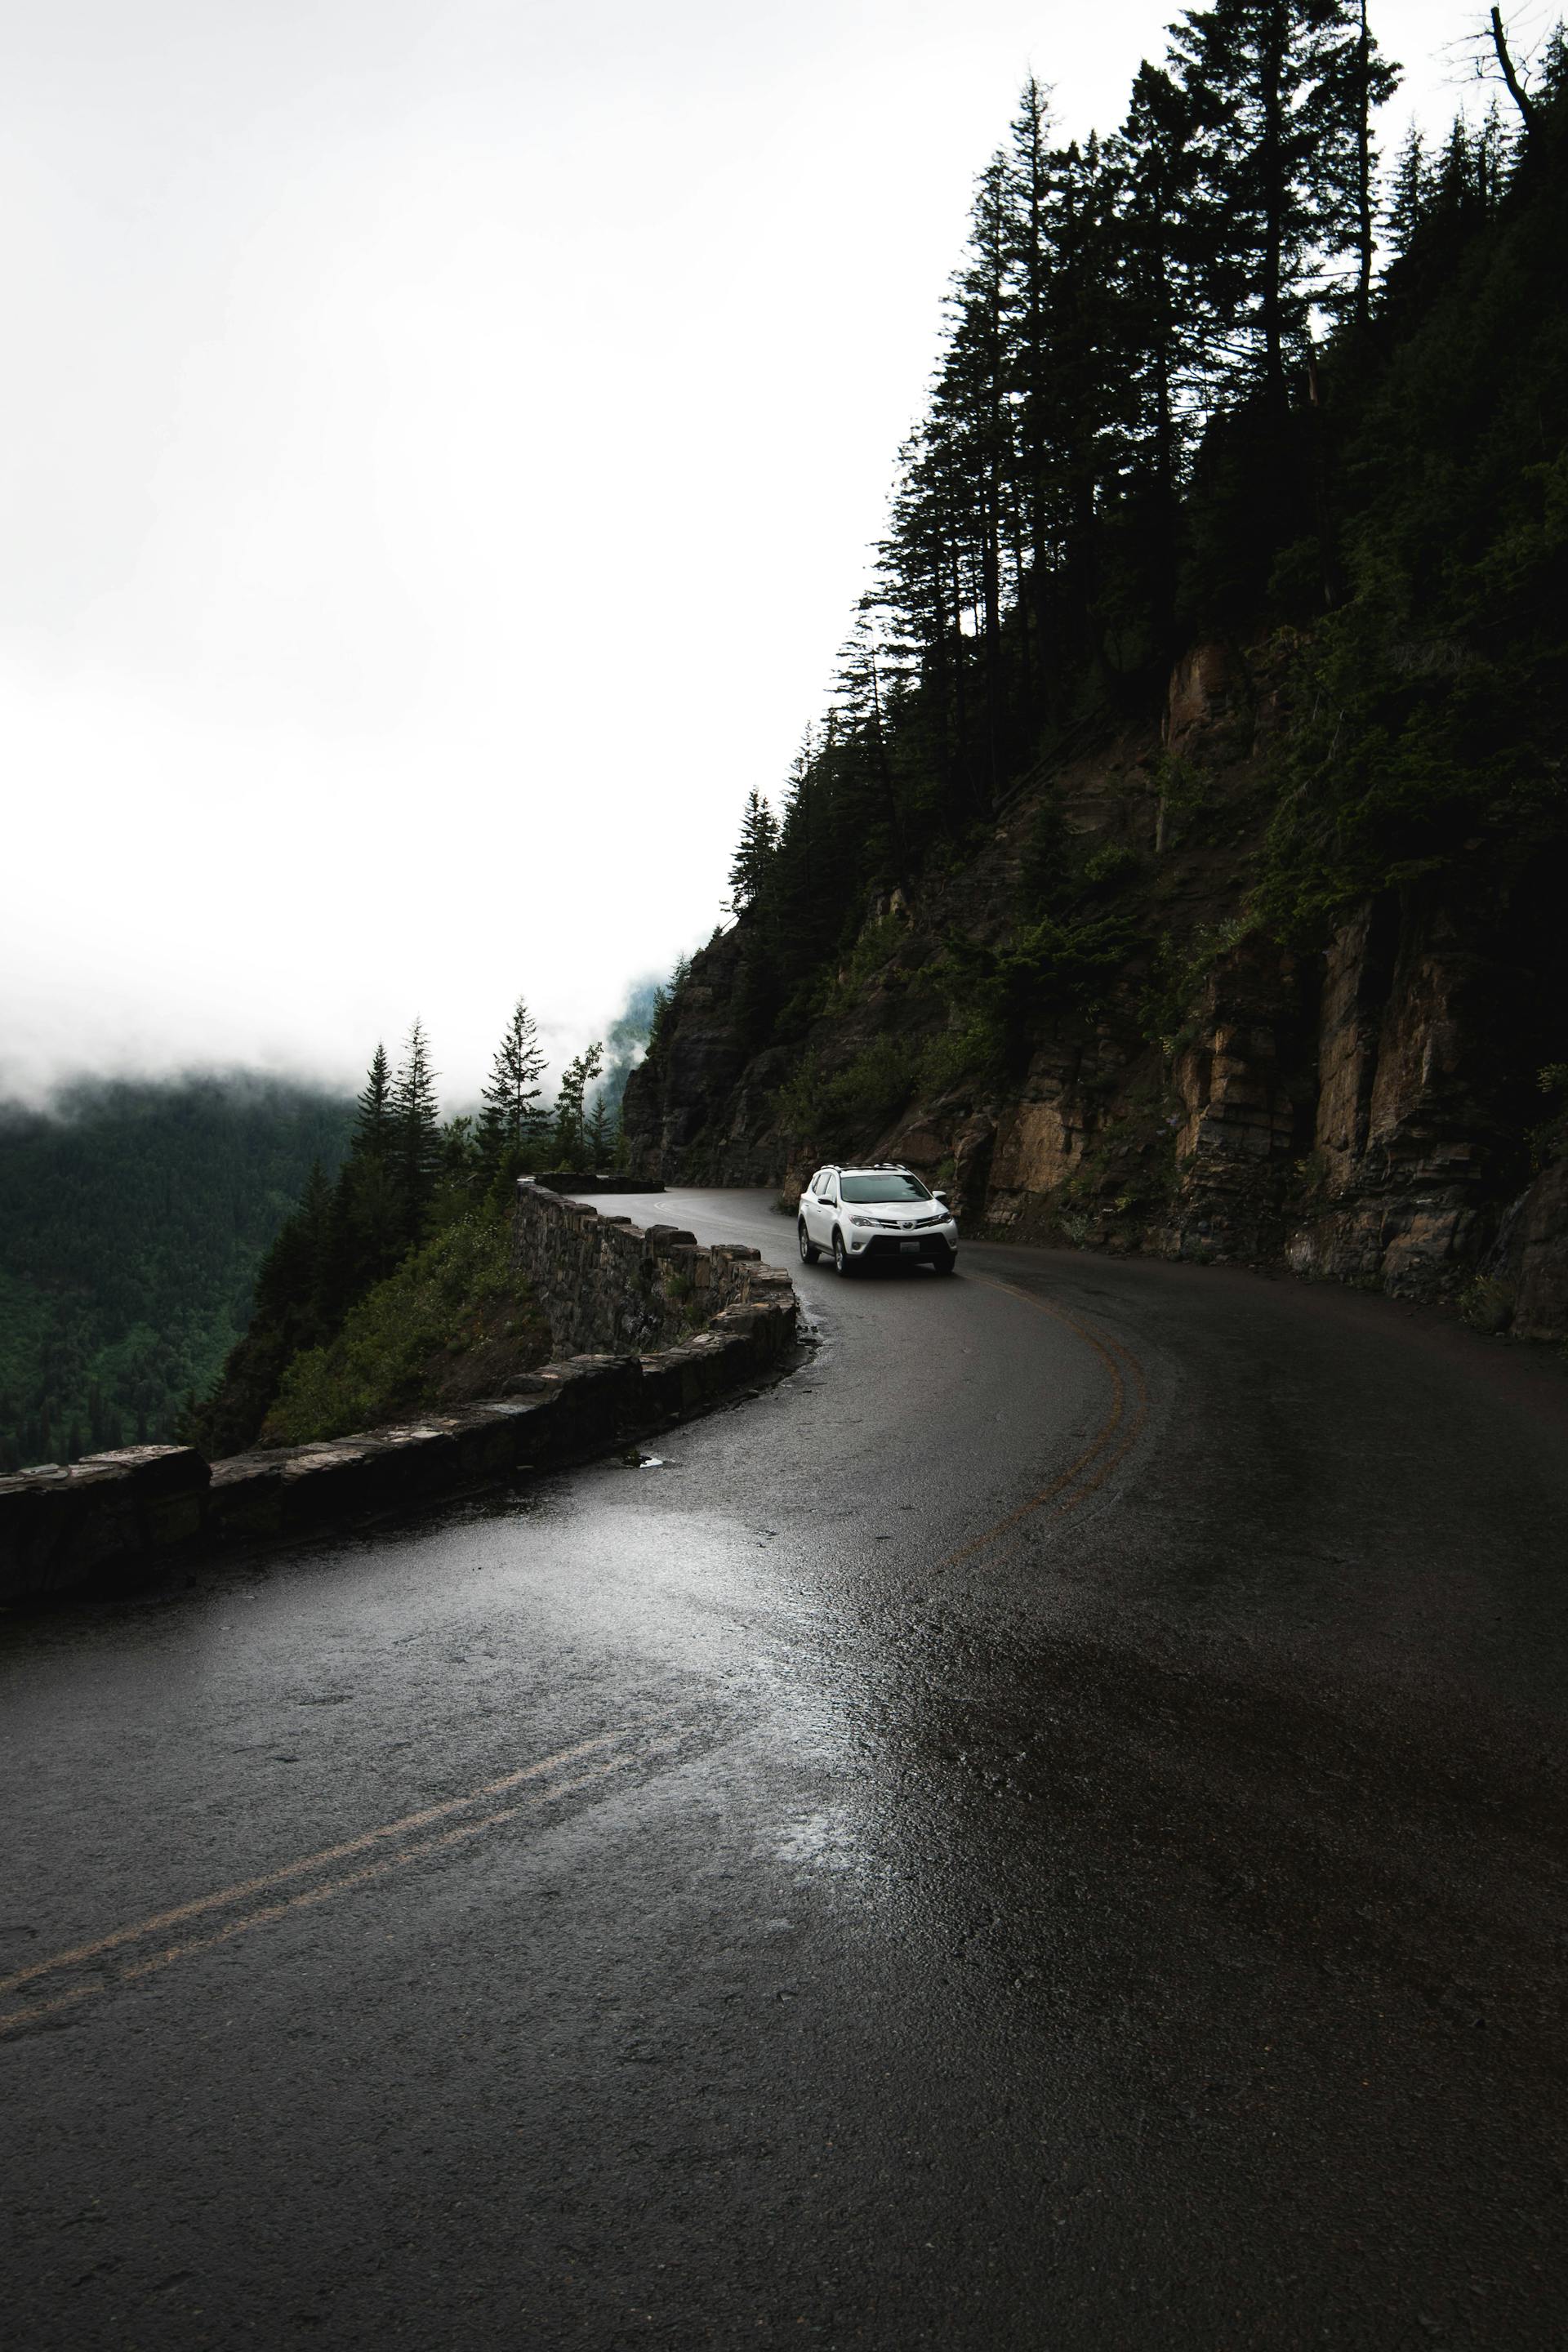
left=726, top=792, right=781, bottom=915
left=390, top=1018, right=441, bottom=1241
left=1166, top=0, right=1396, bottom=402
left=552, top=1045, right=604, bottom=1166
left=354, top=1044, right=392, bottom=1158
left=479, top=998, right=546, bottom=1160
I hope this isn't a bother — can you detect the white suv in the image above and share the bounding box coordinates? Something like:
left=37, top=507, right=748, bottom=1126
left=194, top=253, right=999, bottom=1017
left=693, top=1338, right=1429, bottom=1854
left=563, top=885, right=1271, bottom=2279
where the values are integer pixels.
left=798, top=1165, right=959, bottom=1276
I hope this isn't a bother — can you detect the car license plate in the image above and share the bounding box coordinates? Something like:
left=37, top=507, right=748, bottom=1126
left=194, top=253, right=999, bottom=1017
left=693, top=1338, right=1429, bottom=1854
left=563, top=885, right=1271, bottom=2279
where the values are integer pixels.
left=900, top=1238, right=920, bottom=1253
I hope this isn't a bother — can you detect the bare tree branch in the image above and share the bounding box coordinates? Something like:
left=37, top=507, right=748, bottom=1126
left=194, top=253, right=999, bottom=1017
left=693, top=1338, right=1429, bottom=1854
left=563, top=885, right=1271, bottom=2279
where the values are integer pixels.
left=1490, top=7, right=1540, bottom=136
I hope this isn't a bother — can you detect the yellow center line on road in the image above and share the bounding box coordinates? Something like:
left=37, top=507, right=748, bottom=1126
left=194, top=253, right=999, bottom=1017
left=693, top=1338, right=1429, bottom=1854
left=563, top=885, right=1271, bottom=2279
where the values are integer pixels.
left=0, top=1729, right=645, bottom=2005
left=2, top=1276, right=1149, bottom=2036
left=935, top=1276, right=1151, bottom=1570
left=0, top=1754, right=639, bottom=2038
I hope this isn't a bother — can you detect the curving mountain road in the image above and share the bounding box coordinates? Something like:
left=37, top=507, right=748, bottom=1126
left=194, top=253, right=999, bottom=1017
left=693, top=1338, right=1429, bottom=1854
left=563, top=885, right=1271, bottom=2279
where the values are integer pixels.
left=4, top=1187, right=1568, bottom=2349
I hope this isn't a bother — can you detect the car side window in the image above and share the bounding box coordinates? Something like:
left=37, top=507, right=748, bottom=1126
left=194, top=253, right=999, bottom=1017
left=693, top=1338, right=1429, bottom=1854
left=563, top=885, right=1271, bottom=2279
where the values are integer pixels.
left=824, top=1176, right=838, bottom=1205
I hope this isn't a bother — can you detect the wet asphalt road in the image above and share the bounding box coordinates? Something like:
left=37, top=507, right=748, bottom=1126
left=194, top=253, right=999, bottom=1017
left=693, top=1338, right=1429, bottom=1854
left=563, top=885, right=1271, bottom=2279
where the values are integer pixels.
left=4, top=1188, right=1568, bottom=2350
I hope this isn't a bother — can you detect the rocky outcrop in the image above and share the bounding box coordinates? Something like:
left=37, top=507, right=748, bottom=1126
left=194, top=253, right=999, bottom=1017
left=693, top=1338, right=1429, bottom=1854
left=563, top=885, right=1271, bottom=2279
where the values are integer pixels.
left=1500, top=1163, right=1568, bottom=1342
left=623, top=635, right=1568, bottom=1337
left=0, top=1190, right=801, bottom=1606
left=628, top=928, right=775, bottom=1183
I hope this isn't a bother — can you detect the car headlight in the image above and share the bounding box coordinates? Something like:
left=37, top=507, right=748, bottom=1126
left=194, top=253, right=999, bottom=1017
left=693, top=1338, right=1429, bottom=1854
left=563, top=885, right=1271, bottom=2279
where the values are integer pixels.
left=849, top=1214, right=876, bottom=1227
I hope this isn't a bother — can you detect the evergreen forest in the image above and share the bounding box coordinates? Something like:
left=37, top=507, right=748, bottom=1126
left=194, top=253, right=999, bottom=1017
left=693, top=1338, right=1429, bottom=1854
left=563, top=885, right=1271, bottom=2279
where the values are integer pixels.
left=185, top=1004, right=628, bottom=1459
left=646, top=2, right=1568, bottom=1111
left=0, top=1080, right=355, bottom=1471
left=2, top=993, right=639, bottom=1469
left=12, top=1, right=1567, bottom=1467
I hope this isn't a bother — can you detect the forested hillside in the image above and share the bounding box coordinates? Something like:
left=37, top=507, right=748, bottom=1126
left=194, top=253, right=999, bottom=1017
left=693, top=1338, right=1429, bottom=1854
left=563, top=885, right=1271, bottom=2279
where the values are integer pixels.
left=187, top=1004, right=625, bottom=1458
left=0, top=1079, right=354, bottom=1469
left=2, top=992, right=641, bottom=1472
left=624, top=2, right=1568, bottom=1339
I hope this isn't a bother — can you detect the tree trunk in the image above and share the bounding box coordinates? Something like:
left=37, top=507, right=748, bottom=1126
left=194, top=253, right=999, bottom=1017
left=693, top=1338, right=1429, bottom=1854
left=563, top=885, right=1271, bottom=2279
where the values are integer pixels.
left=1260, top=21, right=1286, bottom=401
left=981, top=480, right=1002, bottom=813
left=1490, top=7, right=1539, bottom=140
left=1354, top=0, right=1374, bottom=328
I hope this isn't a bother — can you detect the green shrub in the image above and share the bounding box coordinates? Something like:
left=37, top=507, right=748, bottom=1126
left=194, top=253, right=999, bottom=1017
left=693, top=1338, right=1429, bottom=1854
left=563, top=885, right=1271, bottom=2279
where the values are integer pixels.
left=1079, top=842, right=1140, bottom=892
left=773, top=1036, right=917, bottom=1154
left=262, top=1210, right=549, bottom=1444
left=1459, top=1276, right=1515, bottom=1334
left=919, top=1013, right=1005, bottom=1098
left=1532, top=1065, right=1568, bottom=1170
left=1138, top=918, right=1258, bottom=1052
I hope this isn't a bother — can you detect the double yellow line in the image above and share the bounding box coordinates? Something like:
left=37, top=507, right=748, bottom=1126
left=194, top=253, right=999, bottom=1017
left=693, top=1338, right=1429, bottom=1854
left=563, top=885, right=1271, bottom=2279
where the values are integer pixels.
left=2, top=1283, right=1147, bottom=2038
left=0, top=1730, right=653, bottom=2038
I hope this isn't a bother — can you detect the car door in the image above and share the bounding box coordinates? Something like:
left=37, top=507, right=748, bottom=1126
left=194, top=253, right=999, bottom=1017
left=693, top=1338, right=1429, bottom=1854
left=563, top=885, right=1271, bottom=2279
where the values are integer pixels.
left=804, top=1171, right=828, bottom=1246
left=818, top=1174, right=840, bottom=1243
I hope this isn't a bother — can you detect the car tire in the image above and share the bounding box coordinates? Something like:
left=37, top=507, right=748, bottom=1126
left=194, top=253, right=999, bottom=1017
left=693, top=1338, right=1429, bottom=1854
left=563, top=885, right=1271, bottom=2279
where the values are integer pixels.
left=932, top=1244, right=957, bottom=1275
left=832, top=1230, right=856, bottom=1277
left=798, top=1222, right=820, bottom=1265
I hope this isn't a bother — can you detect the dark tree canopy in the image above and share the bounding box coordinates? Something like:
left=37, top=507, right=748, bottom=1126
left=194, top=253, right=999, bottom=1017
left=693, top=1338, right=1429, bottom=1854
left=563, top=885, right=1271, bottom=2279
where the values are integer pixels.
left=692, top=0, right=1566, bottom=1089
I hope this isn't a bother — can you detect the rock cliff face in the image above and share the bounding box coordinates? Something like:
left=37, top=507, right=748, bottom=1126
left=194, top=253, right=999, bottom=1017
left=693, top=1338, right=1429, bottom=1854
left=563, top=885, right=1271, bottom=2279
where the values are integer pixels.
left=623, top=637, right=1568, bottom=1339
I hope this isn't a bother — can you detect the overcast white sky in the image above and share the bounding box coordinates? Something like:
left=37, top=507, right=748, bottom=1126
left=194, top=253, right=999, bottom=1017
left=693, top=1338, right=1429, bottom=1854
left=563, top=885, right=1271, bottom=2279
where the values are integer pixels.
left=0, top=0, right=1535, bottom=1107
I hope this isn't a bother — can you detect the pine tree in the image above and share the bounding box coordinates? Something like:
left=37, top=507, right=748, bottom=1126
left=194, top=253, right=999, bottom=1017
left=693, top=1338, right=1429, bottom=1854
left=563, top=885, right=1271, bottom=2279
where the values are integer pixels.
left=726, top=792, right=780, bottom=915
left=390, top=1018, right=441, bottom=1243
left=1003, top=74, right=1054, bottom=689
left=831, top=608, right=904, bottom=861
left=1116, top=60, right=1204, bottom=483
left=354, top=1044, right=392, bottom=1159
left=1105, top=60, right=1211, bottom=653
left=1034, top=130, right=1131, bottom=666
left=936, top=149, right=1016, bottom=800
left=584, top=1097, right=614, bottom=1168
left=479, top=998, right=547, bottom=1160
left=1385, top=123, right=1428, bottom=261
left=552, top=1044, right=604, bottom=1167
left=1166, top=0, right=1398, bottom=403
left=1340, top=0, right=1401, bottom=326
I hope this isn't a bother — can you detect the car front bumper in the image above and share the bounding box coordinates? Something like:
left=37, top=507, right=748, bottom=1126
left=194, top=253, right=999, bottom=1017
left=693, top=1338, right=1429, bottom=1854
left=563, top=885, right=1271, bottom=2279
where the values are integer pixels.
left=849, top=1228, right=957, bottom=1261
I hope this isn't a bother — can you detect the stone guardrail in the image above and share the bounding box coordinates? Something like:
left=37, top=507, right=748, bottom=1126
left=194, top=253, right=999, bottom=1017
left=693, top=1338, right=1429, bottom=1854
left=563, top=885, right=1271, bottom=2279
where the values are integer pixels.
left=0, top=1186, right=800, bottom=1608
left=512, top=1178, right=782, bottom=1354
left=529, top=1169, right=665, bottom=1195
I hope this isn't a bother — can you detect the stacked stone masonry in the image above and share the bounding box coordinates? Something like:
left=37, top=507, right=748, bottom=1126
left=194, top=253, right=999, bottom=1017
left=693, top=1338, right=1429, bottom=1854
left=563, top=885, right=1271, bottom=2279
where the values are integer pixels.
left=0, top=1185, right=800, bottom=1606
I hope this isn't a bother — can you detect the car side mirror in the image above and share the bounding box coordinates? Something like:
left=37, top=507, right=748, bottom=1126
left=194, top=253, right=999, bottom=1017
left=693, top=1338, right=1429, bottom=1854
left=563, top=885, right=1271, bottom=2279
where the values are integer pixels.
left=933, top=1188, right=949, bottom=1204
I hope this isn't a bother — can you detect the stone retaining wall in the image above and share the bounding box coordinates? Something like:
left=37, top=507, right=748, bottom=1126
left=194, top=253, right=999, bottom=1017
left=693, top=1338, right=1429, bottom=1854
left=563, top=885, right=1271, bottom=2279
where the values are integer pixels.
left=512, top=1178, right=788, bottom=1355
left=0, top=1189, right=800, bottom=1607
left=530, top=1170, right=665, bottom=1195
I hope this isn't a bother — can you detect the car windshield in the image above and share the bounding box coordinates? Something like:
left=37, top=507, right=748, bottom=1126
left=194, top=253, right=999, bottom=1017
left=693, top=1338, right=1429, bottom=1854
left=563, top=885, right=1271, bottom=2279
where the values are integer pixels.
left=840, top=1173, right=931, bottom=1203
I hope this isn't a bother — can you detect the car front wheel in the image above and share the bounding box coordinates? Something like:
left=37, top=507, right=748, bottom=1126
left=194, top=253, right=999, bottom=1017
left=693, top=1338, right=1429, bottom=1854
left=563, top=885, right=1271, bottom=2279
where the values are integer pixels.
left=798, top=1221, right=820, bottom=1265
left=932, top=1243, right=957, bottom=1275
left=832, top=1230, right=855, bottom=1277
